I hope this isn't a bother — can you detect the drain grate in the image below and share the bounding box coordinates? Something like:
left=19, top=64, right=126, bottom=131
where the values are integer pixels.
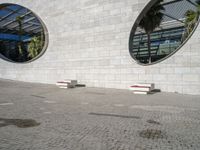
left=147, top=119, right=161, bottom=125
left=139, top=129, right=167, bottom=139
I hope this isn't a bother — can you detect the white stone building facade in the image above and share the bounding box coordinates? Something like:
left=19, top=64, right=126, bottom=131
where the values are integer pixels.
left=0, top=0, right=200, bottom=95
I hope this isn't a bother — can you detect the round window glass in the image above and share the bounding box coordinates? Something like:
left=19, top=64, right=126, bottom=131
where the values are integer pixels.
left=129, top=0, right=200, bottom=65
left=0, top=4, right=48, bottom=63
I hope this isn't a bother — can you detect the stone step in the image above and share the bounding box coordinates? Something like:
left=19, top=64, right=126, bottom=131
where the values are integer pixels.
left=56, top=80, right=77, bottom=88
left=133, top=91, right=149, bottom=95
left=129, top=83, right=155, bottom=94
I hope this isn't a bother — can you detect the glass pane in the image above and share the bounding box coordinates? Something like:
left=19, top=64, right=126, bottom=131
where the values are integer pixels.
left=0, top=4, right=47, bottom=63
left=129, top=0, right=200, bottom=65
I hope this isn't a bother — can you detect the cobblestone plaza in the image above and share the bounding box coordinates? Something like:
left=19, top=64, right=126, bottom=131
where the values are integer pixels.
left=0, top=79, right=200, bottom=150
left=1, top=0, right=200, bottom=95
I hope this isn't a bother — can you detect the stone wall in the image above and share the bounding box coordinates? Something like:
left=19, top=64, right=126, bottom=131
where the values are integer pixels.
left=0, top=0, right=200, bottom=95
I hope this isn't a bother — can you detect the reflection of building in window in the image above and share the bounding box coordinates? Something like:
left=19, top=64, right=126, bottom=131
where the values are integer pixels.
left=0, top=4, right=46, bottom=63
left=130, top=0, right=200, bottom=64
left=132, top=26, right=184, bottom=63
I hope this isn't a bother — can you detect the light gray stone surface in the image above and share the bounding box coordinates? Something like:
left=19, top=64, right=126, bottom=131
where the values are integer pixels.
left=0, top=0, right=200, bottom=95
left=1, top=79, right=200, bottom=150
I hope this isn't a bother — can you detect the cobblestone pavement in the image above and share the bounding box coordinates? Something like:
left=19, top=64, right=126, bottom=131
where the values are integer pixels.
left=0, top=79, right=200, bottom=150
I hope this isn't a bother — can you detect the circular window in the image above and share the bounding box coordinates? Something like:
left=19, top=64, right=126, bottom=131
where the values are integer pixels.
left=0, top=3, right=48, bottom=63
left=129, top=0, right=200, bottom=65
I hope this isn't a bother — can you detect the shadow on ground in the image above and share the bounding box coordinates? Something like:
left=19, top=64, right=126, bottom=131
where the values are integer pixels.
left=149, top=89, right=161, bottom=94
left=0, top=118, right=40, bottom=128
left=89, top=112, right=141, bottom=119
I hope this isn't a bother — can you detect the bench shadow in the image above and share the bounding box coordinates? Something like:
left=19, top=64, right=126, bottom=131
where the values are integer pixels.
left=149, top=89, right=161, bottom=94
left=75, top=84, right=86, bottom=87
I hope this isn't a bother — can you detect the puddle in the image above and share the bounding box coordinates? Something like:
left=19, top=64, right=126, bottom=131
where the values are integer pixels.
left=139, top=129, right=167, bottom=139
left=147, top=119, right=161, bottom=125
left=0, top=118, right=40, bottom=128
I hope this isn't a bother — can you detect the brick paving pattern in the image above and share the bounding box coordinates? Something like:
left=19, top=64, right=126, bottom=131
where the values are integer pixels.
left=0, top=79, right=200, bottom=150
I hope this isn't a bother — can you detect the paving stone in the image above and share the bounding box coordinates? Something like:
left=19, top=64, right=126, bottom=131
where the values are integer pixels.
left=0, top=79, right=200, bottom=150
